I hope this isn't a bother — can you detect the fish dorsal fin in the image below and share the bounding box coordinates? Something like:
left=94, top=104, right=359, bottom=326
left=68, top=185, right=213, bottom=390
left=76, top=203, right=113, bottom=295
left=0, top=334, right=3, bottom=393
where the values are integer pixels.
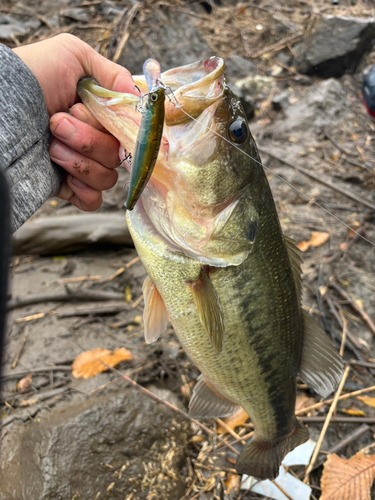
left=189, top=374, right=239, bottom=418
left=284, top=235, right=303, bottom=304
left=188, top=267, right=225, bottom=354
left=299, top=310, right=343, bottom=398
left=142, top=276, right=169, bottom=344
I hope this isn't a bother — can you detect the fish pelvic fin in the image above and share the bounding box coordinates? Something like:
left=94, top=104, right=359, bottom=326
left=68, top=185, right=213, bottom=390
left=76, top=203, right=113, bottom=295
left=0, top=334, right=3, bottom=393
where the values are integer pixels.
left=235, top=420, right=309, bottom=480
left=299, top=310, right=343, bottom=398
left=189, top=374, right=239, bottom=418
left=188, top=267, right=225, bottom=354
left=142, top=276, right=169, bottom=343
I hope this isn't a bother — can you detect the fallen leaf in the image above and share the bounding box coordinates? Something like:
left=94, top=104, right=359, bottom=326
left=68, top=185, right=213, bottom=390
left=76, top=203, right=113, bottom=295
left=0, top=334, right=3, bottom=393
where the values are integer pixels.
left=321, top=452, right=375, bottom=500
left=340, top=406, right=365, bottom=417
left=297, top=232, right=330, bottom=252
left=296, top=240, right=310, bottom=252
left=217, top=408, right=249, bottom=434
left=225, top=473, right=240, bottom=494
left=16, top=373, right=32, bottom=393
left=72, top=347, right=132, bottom=379
left=295, top=394, right=315, bottom=413
left=357, top=395, right=375, bottom=407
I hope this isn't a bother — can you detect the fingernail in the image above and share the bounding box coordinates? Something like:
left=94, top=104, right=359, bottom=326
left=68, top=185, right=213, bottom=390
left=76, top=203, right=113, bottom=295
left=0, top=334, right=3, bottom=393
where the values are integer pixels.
left=53, top=118, right=76, bottom=140
left=50, top=141, right=74, bottom=161
left=70, top=175, right=88, bottom=190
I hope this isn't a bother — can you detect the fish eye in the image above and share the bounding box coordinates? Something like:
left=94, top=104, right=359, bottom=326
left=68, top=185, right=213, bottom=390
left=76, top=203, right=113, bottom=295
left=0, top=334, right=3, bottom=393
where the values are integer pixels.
left=151, top=92, right=158, bottom=102
left=228, top=120, right=248, bottom=144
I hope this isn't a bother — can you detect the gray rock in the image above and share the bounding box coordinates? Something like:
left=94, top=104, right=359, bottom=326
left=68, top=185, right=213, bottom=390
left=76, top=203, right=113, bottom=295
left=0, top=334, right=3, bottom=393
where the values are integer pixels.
left=296, top=16, right=375, bottom=77
left=113, top=8, right=212, bottom=74
left=261, top=78, right=347, bottom=138
left=272, top=92, right=290, bottom=112
left=0, top=388, right=191, bottom=500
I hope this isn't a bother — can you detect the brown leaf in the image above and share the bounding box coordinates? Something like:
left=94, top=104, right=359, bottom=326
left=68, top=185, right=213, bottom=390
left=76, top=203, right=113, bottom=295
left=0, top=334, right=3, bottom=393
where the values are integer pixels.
left=225, top=473, right=240, bottom=494
left=16, top=373, right=32, bottom=393
left=297, top=232, right=330, bottom=252
left=321, top=452, right=375, bottom=500
left=357, top=395, right=375, bottom=408
left=72, top=347, right=132, bottom=379
left=217, top=408, right=249, bottom=434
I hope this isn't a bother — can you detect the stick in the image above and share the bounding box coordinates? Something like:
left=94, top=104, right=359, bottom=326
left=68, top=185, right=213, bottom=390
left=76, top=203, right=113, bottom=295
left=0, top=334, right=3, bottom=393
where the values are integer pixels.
left=216, top=418, right=246, bottom=445
left=258, top=146, right=375, bottom=212
left=11, top=329, right=28, bottom=369
left=329, top=281, right=375, bottom=336
left=300, top=416, right=375, bottom=424
left=112, top=3, right=139, bottom=63
left=56, top=304, right=129, bottom=318
left=296, top=383, right=375, bottom=416
left=106, top=364, right=239, bottom=456
left=8, top=288, right=126, bottom=311
left=304, top=365, right=350, bottom=482
left=1, top=365, right=72, bottom=382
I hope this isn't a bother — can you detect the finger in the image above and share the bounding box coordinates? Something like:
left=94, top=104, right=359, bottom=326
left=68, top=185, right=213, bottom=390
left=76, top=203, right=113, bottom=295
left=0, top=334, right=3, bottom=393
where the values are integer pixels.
left=68, top=103, right=106, bottom=132
left=58, top=174, right=103, bottom=211
left=50, top=113, right=120, bottom=169
left=50, top=138, right=119, bottom=191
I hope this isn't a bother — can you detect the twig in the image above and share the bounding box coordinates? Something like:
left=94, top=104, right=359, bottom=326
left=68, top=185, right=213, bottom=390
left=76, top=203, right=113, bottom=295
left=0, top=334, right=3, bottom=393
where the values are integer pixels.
left=131, top=295, right=143, bottom=309
left=300, top=416, right=375, bottom=423
left=324, top=131, right=358, bottom=157
left=1, top=365, right=72, bottom=382
left=296, top=383, right=375, bottom=416
left=105, top=364, right=239, bottom=456
left=258, top=146, right=375, bottom=212
left=15, top=311, right=56, bottom=323
left=193, top=462, right=238, bottom=475
left=270, top=480, right=294, bottom=500
left=329, top=281, right=375, bottom=336
left=249, top=32, right=303, bottom=59
left=304, top=365, right=350, bottom=482
left=56, top=304, right=129, bottom=318
left=112, top=3, right=139, bottom=63
left=11, top=329, right=28, bottom=369
left=46, top=275, right=102, bottom=286
left=339, top=311, right=347, bottom=357
left=100, top=256, right=140, bottom=283
left=8, top=288, right=125, bottom=311
left=216, top=418, right=246, bottom=445
left=348, top=360, right=375, bottom=369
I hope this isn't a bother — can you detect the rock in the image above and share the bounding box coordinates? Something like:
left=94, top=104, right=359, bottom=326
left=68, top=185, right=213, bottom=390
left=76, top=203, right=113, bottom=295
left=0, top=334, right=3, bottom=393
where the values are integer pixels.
left=259, top=78, right=347, bottom=139
left=0, top=14, right=40, bottom=40
left=296, top=16, right=375, bottom=78
left=0, top=388, right=192, bottom=500
left=272, top=92, right=290, bottom=112
left=115, top=7, right=212, bottom=73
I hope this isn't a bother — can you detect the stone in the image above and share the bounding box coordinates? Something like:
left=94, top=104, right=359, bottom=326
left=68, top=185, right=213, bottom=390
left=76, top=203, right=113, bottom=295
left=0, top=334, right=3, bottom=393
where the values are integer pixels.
left=0, top=388, right=192, bottom=500
left=296, top=16, right=375, bottom=78
left=272, top=92, right=290, bottom=112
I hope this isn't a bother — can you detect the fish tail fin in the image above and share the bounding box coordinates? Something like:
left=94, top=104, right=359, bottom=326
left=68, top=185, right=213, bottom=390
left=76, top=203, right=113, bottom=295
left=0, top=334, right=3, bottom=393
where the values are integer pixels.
left=235, top=420, right=309, bottom=480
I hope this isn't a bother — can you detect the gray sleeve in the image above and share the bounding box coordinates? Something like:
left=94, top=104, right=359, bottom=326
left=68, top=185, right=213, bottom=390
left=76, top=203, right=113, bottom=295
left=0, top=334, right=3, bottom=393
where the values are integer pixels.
left=0, top=44, right=63, bottom=233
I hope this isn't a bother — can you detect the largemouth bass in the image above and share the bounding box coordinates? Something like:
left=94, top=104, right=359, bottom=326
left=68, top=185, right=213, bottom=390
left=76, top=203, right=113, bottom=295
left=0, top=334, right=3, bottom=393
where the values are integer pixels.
left=77, top=57, right=343, bottom=480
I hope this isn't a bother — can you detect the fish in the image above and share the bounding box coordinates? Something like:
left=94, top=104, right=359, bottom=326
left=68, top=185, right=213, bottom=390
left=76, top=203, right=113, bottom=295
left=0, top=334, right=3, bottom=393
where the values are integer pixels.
left=125, top=58, right=165, bottom=210
left=77, top=57, right=343, bottom=480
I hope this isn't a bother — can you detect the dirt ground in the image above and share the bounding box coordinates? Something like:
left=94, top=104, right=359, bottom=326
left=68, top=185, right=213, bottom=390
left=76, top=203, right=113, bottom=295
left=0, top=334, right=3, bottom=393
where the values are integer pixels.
left=2, top=1, right=375, bottom=499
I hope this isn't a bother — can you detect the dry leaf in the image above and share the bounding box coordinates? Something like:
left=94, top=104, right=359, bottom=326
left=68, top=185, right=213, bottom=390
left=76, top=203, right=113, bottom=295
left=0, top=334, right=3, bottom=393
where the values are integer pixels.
left=295, top=394, right=315, bottom=413
left=217, top=408, right=249, bottom=434
left=225, top=473, right=240, bottom=494
left=321, top=452, right=375, bottom=500
left=297, top=232, right=330, bottom=252
left=16, top=373, right=32, bottom=393
left=124, top=285, right=132, bottom=303
left=357, top=395, right=375, bottom=408
left=72, top=347, right=132, bottom=379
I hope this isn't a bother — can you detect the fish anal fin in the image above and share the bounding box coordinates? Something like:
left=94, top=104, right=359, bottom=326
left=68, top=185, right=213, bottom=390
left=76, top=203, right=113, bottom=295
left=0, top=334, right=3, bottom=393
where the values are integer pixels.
left=236, top=420, right=309, bottom=480
left=300, top=310, right=343, bottom=398
left=284, top=235, right=303, bottom=304
left=189, top=374, right=239, bottom=418
left=142, top=276, right=169, bottom=344
left=188, top=267, right=225, bottom=354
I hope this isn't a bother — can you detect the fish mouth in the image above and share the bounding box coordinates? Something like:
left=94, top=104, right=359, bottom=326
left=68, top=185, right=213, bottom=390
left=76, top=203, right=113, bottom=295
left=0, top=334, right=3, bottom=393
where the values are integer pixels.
left=77, top=57, right=225, bottom=139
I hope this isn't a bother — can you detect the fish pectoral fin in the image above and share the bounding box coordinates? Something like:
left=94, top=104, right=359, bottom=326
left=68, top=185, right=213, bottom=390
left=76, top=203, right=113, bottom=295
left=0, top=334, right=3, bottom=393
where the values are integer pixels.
left=189, top=374, right=239, bottom=418
left=142, top=276, right=169, bottom=343
left=284, top=235, right=303, bottom=304
left=299, top=310, right=343, bottom=398
left=188, top=267, right=225, bottom=354
left=235, top=420, right=309, bottom=480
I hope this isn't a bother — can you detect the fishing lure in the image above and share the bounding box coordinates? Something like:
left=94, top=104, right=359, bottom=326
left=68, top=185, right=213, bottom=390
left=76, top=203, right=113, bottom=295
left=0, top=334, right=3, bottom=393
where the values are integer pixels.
left=125, top=59, right=165, bottom=210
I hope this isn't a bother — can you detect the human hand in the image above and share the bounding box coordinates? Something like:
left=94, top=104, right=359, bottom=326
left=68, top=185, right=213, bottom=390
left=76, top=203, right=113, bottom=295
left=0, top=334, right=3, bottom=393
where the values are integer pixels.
left=13, top=34, right=135, bottom=211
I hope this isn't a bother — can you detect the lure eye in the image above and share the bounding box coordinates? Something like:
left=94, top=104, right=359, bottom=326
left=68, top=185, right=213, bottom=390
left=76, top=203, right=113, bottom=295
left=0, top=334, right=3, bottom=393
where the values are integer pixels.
left=150, top=92, right=159, bottom=102
left=228, top=120, right=248, bottom=144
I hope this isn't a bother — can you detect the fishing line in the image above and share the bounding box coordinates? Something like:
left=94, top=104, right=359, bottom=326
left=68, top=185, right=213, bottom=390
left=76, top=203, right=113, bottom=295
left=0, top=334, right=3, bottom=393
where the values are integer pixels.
left=172, top=102, right=375, bottom=248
